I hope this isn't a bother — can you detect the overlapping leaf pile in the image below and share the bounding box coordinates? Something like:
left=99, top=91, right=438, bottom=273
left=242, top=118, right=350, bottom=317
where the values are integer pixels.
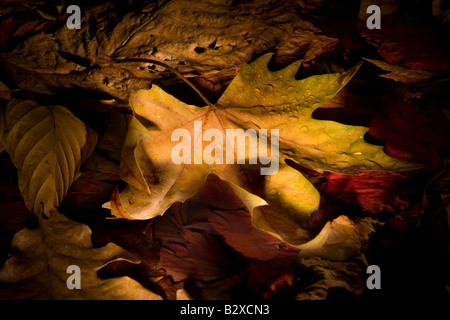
left=0, top=0, right=449, bottom=301
left=105, top=53, right=417, bottom=246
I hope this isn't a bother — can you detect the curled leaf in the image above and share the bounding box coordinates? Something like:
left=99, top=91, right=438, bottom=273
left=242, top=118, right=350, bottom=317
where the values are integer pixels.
left=296, top=215, right=377, bottom=261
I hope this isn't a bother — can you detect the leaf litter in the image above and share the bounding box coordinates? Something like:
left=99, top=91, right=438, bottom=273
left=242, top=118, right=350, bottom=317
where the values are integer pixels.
left=0, top=0, right=449, bottom=300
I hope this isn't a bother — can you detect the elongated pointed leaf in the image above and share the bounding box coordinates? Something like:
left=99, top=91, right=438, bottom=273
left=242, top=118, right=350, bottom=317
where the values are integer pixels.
left=2, top=99, right=97, bottom=216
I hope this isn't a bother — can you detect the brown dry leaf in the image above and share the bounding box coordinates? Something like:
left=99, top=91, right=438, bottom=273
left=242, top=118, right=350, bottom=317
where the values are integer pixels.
left=1, top=99, right=97, bottom=216
left=363, top=58, right=434, bottom=84
left=0, top=210, right=162, bottom=300
left=321, top=170, right=418, bottom=213
left=296, top=257, right=367, bottom=299
left=273, top=27, right=339, bottom=66
left=0, top=0, right=331, bottom=101
left=297, top=215, right=377, bottom=261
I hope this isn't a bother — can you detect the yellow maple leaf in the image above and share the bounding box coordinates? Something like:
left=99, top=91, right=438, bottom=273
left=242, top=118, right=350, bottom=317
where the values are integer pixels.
left=105, top=53, right=418, bottom=244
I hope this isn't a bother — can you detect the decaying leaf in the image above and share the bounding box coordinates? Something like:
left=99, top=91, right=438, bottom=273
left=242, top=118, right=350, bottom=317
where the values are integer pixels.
left=155, top=203, right=247, bottom=285
left=105, top=53, right=417, bottom=244
left=363, top=58, right=434, bottom=84
left=0, top=210, right=162, bottom=300
left=151, top=176, right=374, bottom=299
left=296, top=215, right=377, bottom=261
left=273, top=26, right=339, bottom=66
left=1, top=99, right=97, bottom=216
left=321, top=171, right=418, bottom=213
left=0, top=81, right=10, bottom=101
left=295, top=257, right=367, bottom=299
left=0, top=0, right=351, bottom=102
left=358, top=14, right=450, bottom=74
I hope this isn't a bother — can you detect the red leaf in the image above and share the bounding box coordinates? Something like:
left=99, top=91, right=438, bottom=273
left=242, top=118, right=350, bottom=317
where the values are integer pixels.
left=207, top=209, right=280, bottom=261
left=368, top=98, right=450, bottom=167
left=0, top=16, right=13, bottom=47
left=158, top=228, right=245, bottom=283
left=321, top=170, right=420, bottom=213
left=11, top=20, right=41, bottom=38
left=60, top=153, right=121, bottom=215
left=153, top=201, right=246, bottom=283
left=0, top=200, right=34, bottom=233
left=317, top=78, right=450, bottom=168
left=358, top=15, right=450, bottom=74
left=246, top=247, right=299, bottom=299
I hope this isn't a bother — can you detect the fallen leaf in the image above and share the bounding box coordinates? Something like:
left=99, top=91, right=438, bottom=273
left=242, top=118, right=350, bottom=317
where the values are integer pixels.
left=1, top=99, right=98, bottom=216
left=0, top=16, right=13, bottom=47
left=296, top=215, right=377, bottom=261
left=36, top=4, right=63, bottom=21
left=0, top=81, right=11, bottom=101
left=0, top=210, right=162, bottom=300
left=246, top=248, right=299, bottom=299
left=273, top=26, right=339, bottom=66
left=106, top=53, right=417, bottom=244
left=176, top=288, right=193, bottom=300
left=0, top=0, right=322, bottom=101
left=358, top=14, right=450, bottom=74
left=295, top=257, right=367, bottom=299
left=321, top=171, right=420, bottom=213
left=368, top=97, right=450, bottom=166
left=59, top=152, right=121, bottom=216
left=207, top=209, right=281, bottom=261
left=11, top=20, right=42, bottom=38
left=154, top=202, right=247, bottom=284
left=363, top=58, right=434, bottom=84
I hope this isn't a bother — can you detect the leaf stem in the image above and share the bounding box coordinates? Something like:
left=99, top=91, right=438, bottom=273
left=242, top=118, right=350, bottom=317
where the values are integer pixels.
left=107, top=57, right=213, bottom=107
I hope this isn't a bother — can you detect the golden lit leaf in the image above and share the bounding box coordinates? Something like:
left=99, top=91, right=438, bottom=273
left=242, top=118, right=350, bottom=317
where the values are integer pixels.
left=0, top=210, right=162, bottom=300
left=2, top=99, right=97, bottom=216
